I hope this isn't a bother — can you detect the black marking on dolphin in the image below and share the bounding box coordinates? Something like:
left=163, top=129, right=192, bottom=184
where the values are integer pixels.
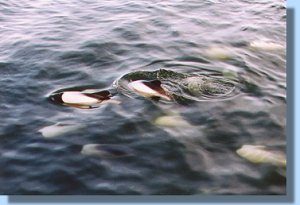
left=85, top=90, right=111, bottom=101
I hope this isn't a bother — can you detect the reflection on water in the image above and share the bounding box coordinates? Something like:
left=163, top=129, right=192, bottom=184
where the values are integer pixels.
left=0, top=0, right=286, bottom=194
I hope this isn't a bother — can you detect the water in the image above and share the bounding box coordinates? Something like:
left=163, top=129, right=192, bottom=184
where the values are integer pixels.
left=0, top=0, right=286, bottom=194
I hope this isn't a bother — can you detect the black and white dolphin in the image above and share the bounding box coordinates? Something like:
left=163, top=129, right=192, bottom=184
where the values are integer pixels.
left=50, top=90, right=120, bottom=109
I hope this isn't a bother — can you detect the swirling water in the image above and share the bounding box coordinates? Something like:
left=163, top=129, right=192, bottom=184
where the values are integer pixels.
left=0, top=0, right=286, bottom=194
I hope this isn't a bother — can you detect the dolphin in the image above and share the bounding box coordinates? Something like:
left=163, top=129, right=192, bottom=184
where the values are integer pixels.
left=81, top=144, right=133, bottom=158
left=50, top=90, right=120, bottom=109
left=38, top=122, right=85, bottom=138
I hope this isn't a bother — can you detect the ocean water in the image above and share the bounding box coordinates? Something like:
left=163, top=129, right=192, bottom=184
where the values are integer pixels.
left=0, top=0, right=286, bottom=194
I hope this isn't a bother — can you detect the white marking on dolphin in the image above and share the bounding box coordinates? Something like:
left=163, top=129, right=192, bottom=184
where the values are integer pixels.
left=61, top=91, right=100, bottom=105
left=236, top=145, right=286, bottom=167
left=128, top=80, right=171, bottom=101
left=81, top=144, right=133, bottom=158
left=249, top=40, right=285, bottom=51
left=154, top=115, right=192, bottom=128
left=38, top=123, right=85, bottom=138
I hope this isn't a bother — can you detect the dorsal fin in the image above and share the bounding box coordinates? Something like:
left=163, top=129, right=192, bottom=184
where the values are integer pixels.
left=143, top=80, right=162, bottom=90
left=85, top=90, right=111, bottom=101
left=142, top=79, right=170, bottom=99
left=149, top=79, right=161, bottom=86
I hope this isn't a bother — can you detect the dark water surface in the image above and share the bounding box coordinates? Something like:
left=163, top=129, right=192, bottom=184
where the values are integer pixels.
left=0, top=0, right=286, bottom=194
